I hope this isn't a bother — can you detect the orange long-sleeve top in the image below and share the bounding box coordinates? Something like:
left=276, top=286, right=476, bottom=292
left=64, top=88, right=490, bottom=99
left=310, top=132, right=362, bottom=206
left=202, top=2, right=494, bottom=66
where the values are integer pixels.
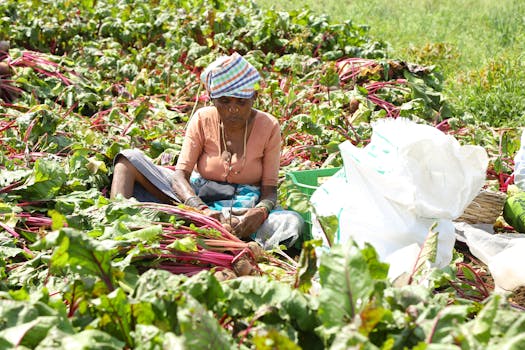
left=175, top=106, right=281, bottom=186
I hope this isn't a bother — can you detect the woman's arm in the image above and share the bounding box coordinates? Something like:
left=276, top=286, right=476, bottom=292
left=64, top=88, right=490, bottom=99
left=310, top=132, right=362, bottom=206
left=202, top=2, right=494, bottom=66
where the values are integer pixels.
left=171, top=169, right=199, bottom=205
left=171, top=169, right=223, bottom=220
left=259, top=185, right=277, bottom=204
left=171, top=109, right=211, bottom=210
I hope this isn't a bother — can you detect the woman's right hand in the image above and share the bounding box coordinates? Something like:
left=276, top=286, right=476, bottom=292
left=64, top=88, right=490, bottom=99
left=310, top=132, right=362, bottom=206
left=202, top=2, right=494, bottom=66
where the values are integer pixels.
left=221, top=215, right=241, bottom=233
left=229, top=207, right=267, bottom=238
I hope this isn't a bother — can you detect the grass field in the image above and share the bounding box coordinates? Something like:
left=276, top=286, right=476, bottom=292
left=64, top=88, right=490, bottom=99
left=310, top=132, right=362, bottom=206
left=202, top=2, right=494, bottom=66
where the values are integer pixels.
left=256, top=0, right=525, bottom=127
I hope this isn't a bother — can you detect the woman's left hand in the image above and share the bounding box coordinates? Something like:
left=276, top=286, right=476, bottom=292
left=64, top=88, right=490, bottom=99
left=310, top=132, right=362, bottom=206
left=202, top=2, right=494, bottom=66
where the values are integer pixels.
left=202, top=208, right=224, bottom=222
left=231, top=207, right=267, bottom=238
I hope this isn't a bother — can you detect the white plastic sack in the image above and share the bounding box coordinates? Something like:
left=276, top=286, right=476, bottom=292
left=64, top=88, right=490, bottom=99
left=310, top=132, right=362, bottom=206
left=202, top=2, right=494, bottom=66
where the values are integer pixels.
left=311, top=153, right=456, bottom=268
left=455, top=222, right=525, bottom=292
left=309, top=169, right=347, bottom=247
left=254, top=210, right=304, bottom=250
left=311, top=118, right=489, bottom=277
left=339, top=118, right=488, bottom=219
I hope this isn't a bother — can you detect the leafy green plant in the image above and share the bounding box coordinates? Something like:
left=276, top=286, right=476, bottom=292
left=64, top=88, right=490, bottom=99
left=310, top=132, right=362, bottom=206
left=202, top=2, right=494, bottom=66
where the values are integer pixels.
left=1, top=0, right=525, bottom=348
left=450, top=55, right=525, bottom=128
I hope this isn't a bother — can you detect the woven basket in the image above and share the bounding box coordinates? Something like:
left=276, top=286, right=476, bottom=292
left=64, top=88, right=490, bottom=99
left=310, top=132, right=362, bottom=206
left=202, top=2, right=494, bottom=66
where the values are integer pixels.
left=456, top=189, right=507, bottom=224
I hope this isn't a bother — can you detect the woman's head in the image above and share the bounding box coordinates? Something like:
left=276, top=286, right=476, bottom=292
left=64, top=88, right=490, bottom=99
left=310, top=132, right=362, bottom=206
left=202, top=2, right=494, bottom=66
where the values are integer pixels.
left=200, top=52, right=260, bottom=99
left=201, top=53, right=260, bottom=126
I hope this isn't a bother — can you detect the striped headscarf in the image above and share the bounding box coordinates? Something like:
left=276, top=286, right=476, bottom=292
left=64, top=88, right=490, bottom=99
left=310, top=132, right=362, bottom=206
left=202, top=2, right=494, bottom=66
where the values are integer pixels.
left=200, top=52, right=260, bottom=99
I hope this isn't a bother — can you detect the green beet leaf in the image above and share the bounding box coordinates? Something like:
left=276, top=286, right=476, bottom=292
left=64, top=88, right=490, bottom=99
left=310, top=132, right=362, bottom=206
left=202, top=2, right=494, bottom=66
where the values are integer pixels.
left=317, top=241, right=387, bottom=330
left=222, top=276, right=320, bottom=347
left=177, top=293, right=235, bottom=350
left=132, top=324, right=184, bottom=350
left=48, top=228, right=117, bottom=291
left=329, top=324, right=379, bottom=350
left=0, top=299, right=74, bottom=349
left=411, top=223, right=439, bottom=278
left=469, top=294, right=501, bottom=344
left=179, top=271, right=225, bottom=311
left=52, top=329, right=125, bottom=350
left=294, top=239, right=320, bottom=293
left=92, top=288, right=134, bottom=347
left=13, top=158, right=67, bottom=201
left=252, top=329, right=302, bottom=350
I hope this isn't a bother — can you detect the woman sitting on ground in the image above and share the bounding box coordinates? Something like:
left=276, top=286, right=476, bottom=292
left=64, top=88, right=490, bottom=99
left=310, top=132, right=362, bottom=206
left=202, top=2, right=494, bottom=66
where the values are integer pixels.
left=110, top=52, right=303, bottom=249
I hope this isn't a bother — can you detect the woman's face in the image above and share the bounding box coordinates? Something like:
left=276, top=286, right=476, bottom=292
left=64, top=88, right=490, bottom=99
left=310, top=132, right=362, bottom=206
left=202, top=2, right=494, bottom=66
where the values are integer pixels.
left=213, top=96, right=254, bottom=128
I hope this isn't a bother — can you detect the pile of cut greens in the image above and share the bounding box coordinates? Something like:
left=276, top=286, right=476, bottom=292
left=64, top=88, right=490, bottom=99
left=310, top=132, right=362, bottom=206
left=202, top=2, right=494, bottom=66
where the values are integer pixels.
left=1, top=0, right=524, bottom=348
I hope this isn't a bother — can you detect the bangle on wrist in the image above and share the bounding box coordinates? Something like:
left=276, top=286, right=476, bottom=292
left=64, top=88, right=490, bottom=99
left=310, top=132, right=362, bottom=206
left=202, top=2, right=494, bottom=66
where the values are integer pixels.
left=184, top=195, right=206, bottom=209
left=255, top=199, right=274, bottom=218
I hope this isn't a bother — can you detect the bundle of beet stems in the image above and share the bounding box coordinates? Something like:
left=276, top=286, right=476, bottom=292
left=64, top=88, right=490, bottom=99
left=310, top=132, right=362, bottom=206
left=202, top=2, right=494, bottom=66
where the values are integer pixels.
left=133, top=203, right=297, bottom=279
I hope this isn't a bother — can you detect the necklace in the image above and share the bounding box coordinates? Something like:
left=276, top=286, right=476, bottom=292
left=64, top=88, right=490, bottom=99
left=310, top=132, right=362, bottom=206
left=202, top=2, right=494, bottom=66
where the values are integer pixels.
left=220, top=119, right=248, bottom=175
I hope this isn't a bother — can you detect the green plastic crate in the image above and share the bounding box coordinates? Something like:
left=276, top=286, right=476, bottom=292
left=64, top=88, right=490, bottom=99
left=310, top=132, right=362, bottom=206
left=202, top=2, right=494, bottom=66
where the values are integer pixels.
left=286, top=167, right=341, bottom=241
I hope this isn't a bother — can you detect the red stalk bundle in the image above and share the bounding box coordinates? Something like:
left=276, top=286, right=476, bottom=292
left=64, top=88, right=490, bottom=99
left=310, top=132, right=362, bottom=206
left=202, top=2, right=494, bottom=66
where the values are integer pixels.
left=17, top=212, right=53, bottom=229
left=131, top=203, right=263, bottom=278
left=8, top=51, right=78, bottom=86
left=138, top=202, right=242, bottom=242
left=336, top=57, right=378, bottom=83
left=363, top=80, right=410, bottom=119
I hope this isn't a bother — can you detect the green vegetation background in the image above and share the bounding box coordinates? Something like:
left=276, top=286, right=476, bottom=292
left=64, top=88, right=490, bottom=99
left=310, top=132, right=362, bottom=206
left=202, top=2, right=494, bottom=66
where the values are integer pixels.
left=257, top=0, right=525, bottom=127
